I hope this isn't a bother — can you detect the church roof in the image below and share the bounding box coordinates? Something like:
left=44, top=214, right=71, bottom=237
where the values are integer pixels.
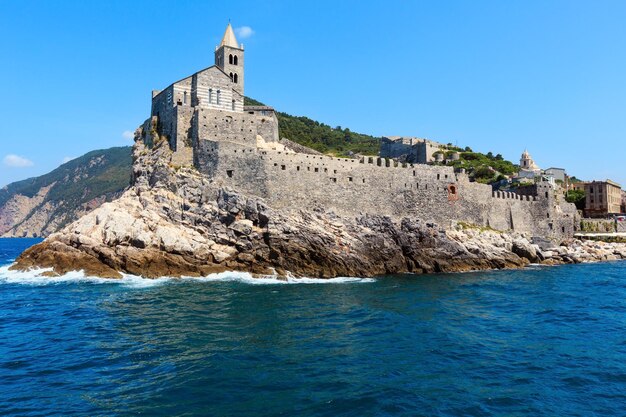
left=219, top=23, right=239, bottom=48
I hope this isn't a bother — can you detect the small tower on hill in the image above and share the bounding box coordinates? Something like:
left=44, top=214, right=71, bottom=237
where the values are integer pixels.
left=215, top=23, right=244, bottom=97
left=520, top=149, right=539, bottom=171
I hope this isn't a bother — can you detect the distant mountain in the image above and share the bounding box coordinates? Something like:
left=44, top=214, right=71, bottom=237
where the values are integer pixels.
left=0, top=147, right=132, bottom=237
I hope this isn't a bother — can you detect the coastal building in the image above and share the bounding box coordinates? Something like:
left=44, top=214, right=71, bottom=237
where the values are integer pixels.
left=380, top=137, right=445, bottom=164
left=143, top=23, right=579, bottom=239
left=544, top=167, right=566, bottom=182
left=149, top=23, right=280, bottom=166
left=584, top=180, right=622, bottom=217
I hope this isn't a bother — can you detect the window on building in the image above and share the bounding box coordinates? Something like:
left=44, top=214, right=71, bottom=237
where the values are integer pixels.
left=183, top=91, right=187, bottom=105
left=232, top=99, right=236, bottom=111
left=234, top=73, right=238, bottom=83
left=209, top=89, right=213, bottom=104
left=233, top=55, right=238, bottom=65
left=226, top=170, right=233, bottom=178
left=216, top=90, right=221, bottom=105
left=229, top=54, right=233, bottom=64
left=230, top=72, right=234, bottom=82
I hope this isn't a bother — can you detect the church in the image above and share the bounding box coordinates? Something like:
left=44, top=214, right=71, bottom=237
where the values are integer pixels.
left=148, top=23, right=280, bottom=165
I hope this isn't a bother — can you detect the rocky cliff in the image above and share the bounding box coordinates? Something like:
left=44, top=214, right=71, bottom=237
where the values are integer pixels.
left=12, top=133, right=626, bottom=279
left=0, top=147, right=131, bottom=238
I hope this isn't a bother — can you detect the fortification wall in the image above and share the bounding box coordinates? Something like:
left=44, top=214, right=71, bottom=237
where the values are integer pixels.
left=195, top=143, right=578, bottom=238
left=380, top=138, right=415, bottom=160
left=193, top=108, right=277, bottom=147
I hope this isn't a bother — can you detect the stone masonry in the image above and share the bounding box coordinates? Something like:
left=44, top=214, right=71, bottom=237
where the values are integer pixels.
left=147, top=24, right=579, bottom=240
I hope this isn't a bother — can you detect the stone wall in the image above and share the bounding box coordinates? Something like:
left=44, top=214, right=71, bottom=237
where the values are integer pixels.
left=194, top=142, right=578, bottom=239
left=380, top=137, right=444, bottom=164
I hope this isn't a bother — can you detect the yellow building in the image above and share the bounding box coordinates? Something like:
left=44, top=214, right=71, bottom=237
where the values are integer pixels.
left=584, top=180, right=622, bottom=217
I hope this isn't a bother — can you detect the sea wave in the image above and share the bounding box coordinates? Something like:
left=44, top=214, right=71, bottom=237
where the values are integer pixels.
left=0, top=264, right=375, bottom=287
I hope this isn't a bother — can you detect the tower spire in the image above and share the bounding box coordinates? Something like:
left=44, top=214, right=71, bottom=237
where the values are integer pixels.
left=220, top=22, right=239, bottom=48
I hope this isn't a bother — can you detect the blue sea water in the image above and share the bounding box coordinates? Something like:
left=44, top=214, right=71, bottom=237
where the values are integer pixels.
left=1, top=238, right=626, bottom=416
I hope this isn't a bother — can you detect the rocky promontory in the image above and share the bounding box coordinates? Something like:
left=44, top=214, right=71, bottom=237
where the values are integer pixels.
left=11, top=135, right=626, bottom=279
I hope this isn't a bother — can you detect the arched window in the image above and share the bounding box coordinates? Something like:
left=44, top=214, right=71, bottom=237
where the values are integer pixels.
left=208, top=89, right=213, bottom=104
left=233, top=55, right=238, bottom=65
left=232, top=99, right=236, bottom=111
left=216, top=90, right=221, bottom=105
left=229, top=72, right=233, bottom=82
left=229, top=54, right=233, bottom=64
left=183, top=91, right=187, bottom=105
left=234, top=73, right=238, bottom=83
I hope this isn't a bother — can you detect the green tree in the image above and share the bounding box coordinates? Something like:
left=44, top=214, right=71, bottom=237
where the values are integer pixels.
left=566, top=189, right=586, bottom=210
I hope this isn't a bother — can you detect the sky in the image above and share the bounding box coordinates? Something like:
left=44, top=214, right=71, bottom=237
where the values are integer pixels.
left=1, top=0, right=625, bottom=187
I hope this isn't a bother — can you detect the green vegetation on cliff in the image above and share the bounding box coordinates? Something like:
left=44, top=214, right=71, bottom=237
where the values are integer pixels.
left=245, top=97, right=380, bottom=155
left=436, top=147, right=519, bottom=184
left=0, top=147, right=131, bottom=208
left=0, top=147, right=132, bottom=234
left=246, top=97, right=518, bottom=180
left=566, top=189, right=586, bottom=210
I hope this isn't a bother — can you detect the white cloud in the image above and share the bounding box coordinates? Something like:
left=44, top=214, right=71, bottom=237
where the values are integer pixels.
left=3, top=154, right=34, bottom=168
left=122, top=130, right=134, bottom=140
left=62, top=156, right=75, bottom=164
left=235, top=26, right=254, bottom=39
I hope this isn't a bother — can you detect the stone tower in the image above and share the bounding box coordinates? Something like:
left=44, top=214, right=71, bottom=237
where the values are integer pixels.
left=215, top=23, right=244, bottom=96
left=520, top=149, right=539, bottom=170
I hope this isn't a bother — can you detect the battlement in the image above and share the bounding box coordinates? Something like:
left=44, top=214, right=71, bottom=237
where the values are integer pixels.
left=144, top=23, right=579, bottom=239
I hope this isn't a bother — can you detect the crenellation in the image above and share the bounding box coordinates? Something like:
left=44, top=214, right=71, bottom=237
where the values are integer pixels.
left=143, top=23, right=579, bottom=239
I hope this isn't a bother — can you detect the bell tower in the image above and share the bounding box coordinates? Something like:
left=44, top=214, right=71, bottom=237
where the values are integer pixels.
left=215, top=23, right=244, bottom=96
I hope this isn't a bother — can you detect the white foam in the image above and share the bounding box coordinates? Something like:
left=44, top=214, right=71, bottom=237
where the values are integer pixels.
left=0, top=264, right=375, bottom=287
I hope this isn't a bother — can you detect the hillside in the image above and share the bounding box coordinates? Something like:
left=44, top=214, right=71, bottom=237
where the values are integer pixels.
left=439, top=146, right=519, bottom=184
left=245, top=97, right=380, bottom=156
left=247, top=98, right=518, bottom=180
left=0, top=147, right=132, bottom=237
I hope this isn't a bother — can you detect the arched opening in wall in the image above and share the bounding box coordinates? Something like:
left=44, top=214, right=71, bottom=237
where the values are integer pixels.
left=230, top=73, right=234, bottom=82
left=229, top=54, right=233, bottom=64
left=216, top=90, right=221, bottom=105
left=209, top=89, right=213, bottom=104
left=234, top=55, right=238, bottom=65
left=232, top=99, right=236, bottom=111
left=562, top=226, right=565, bottom=233
left=183, top=91, right=187, bottom=105
left=545, top=191, right=549, bottom=198
left=234, top=73, right=238, bottom=83
left=547, top=213, right=550, bottom=219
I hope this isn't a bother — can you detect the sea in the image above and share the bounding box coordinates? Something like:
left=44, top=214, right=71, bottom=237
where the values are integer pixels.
left=1, top=237, right=626, bottom=416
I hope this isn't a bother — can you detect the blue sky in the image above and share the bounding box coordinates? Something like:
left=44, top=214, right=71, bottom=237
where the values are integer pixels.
left=1, top=0, right=625, bottom=187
